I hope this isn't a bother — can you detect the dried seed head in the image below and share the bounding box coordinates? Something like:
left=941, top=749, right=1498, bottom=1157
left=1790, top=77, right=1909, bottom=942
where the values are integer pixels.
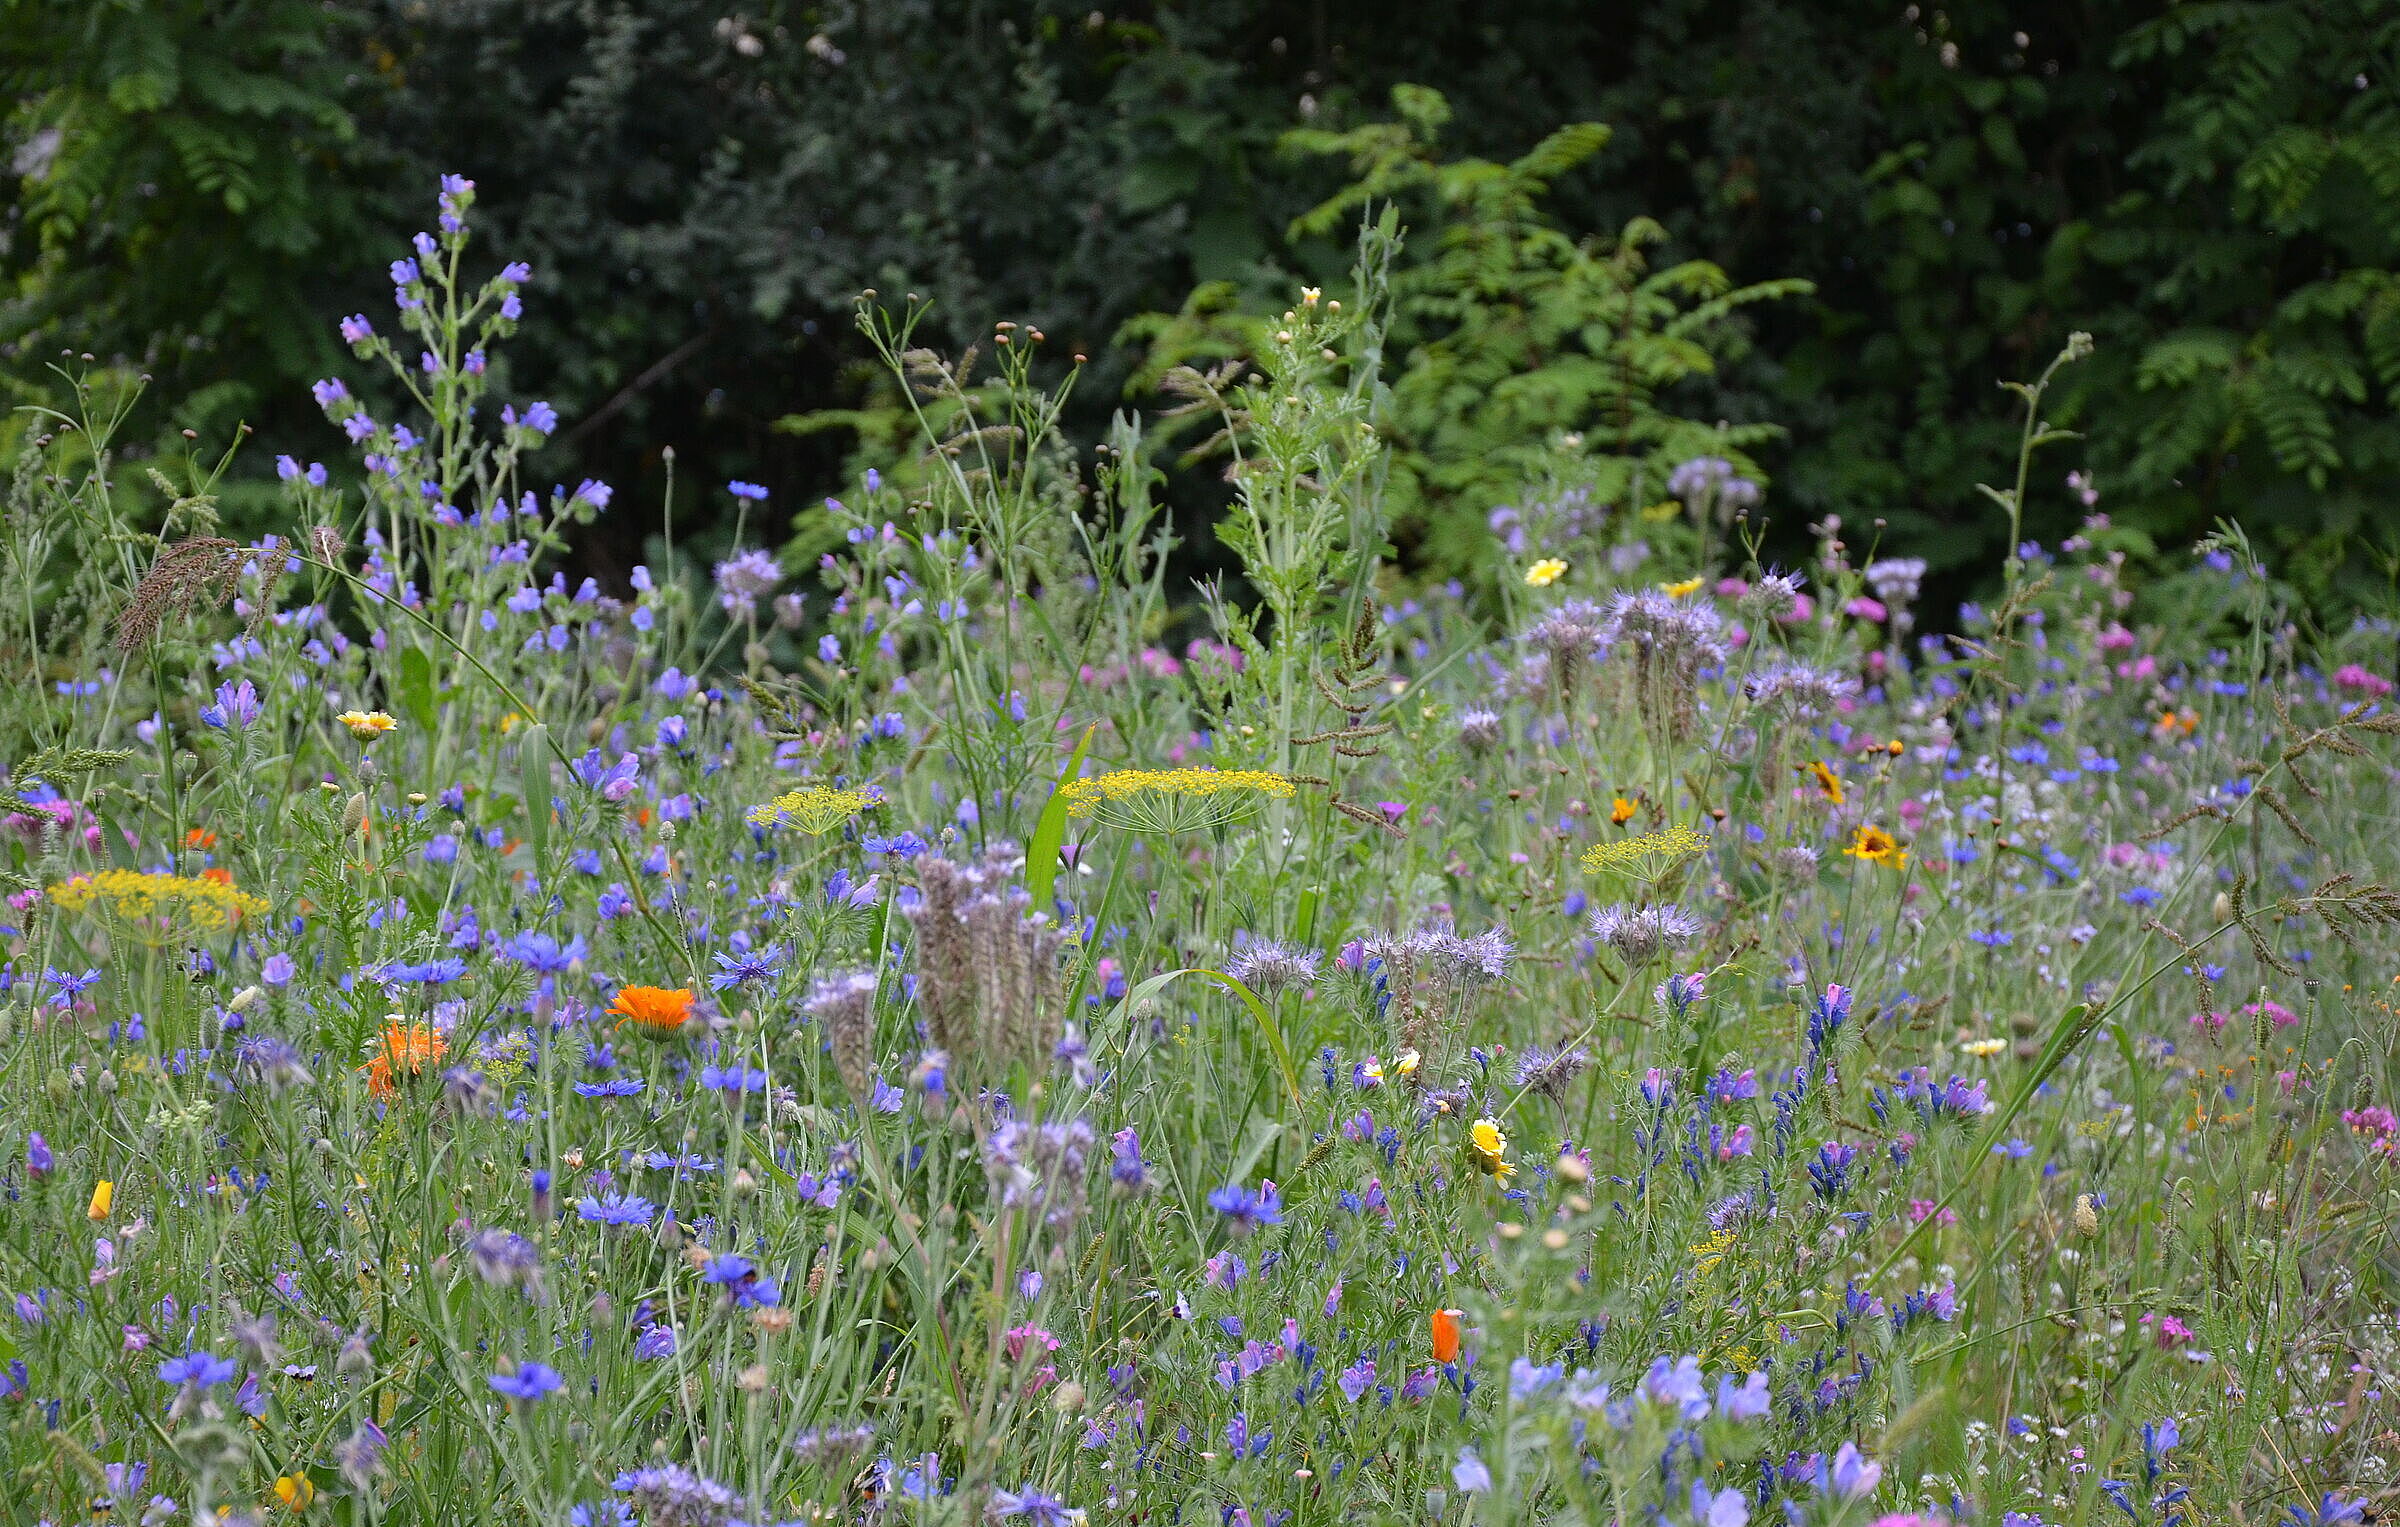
left=115, top=537, right=245, bottom=650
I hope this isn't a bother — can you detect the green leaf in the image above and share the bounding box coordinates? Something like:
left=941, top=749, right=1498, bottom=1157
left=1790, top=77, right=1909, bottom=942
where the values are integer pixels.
left=1109, top=966, right=1303, bottom=1110
left=745, top=1131, right=797, bottom=1187
left=1227, top=1113, right=1287, bottom=1188
left=1026, top=724, right=1095, bottom=912
left=395, top=646, right=438, bottom=737
left=516, top=724, right=551, bottom=875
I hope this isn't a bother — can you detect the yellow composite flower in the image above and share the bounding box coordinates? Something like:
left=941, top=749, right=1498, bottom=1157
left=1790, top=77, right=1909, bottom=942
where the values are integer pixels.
left=1057, top=768, right=1295, bottom=834
left=48, top=868, right=270, bottom=943
left=1661, top=575, right=1705, bottom=598
left=1525, top=558, right=1569, bottom=587
left=1581, top=823, right=1709, bottom=880
left=1803, top=759, right=1845, bottom=805
left=1609, top=796, right=1638, bottom=826
left=337, top=710, right=399, bottom=740
left=1844, top=823, right=1907, bottom=868
left=275, top=1475, right=316, bottom=1510
left=1468, top=1118, right=1515, bottom=1180
left=747, top=784, right=881, bottom=834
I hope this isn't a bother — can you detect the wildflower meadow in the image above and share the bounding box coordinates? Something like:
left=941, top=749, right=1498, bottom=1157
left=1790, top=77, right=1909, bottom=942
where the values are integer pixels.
left=4, top=175, right=2400, bottom=1527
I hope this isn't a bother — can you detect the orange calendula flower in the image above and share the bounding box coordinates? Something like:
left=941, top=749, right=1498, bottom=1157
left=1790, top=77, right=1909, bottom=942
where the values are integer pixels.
left=1803, top=760, right=1844, bottom=805
left=610, top=984, right=698, bottom=1037
left=186, top=827, right=217, bottom=849
left=2154, top=709, right=2199, bottom=737
left=1609, top=796, right=1637, bottom=826
left=1844, top=823, right=1905, bottom=868
left=1431, top=1307, right=1465, bottom=1364
left=362, top=1018, right=447, bottom=1096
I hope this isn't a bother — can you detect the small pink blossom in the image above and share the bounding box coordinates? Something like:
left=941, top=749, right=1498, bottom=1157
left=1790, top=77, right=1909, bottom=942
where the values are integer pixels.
left=2334, top=663, right=2395, bottom=698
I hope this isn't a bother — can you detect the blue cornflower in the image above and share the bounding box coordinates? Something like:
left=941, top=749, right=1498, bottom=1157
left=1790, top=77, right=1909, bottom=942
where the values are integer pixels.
left=573, top=1078, right=645, bottom=1099
left=1205, top=1180, right=1283, bottom=1235
left=489, top=1363, right=563, bottom=1403
left=708, top=946, right=786, bottom=991
left=700, top=1254, right=754, bottom=1286
left=699, top=1063, right=768, bottom=1094
left=499, top=930, right=587, bottom=973
left=726, top=480, right=770, bottom=501
left=575, top=1193, right=655, bottom=1226
left=987, top=1486, right=1079, bottom=1525
left=44, top=967, right=101, bottom=1003
left=158, top=1350, right=237, bottom=1388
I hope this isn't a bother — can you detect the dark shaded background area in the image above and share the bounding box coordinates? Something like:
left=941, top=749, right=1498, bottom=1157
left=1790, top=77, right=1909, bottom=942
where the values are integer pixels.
left=6, top=0, right=2398, bottom=618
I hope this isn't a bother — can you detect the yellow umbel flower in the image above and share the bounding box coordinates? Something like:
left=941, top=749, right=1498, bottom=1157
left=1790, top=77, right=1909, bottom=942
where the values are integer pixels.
left=1581, top=823, right=1709, bottom=879
left=1468, top=1118, right=1515, bottom=1180
left=1525, top=558, right=1568, bottom=587
left=1687, top=1226, right=1736, bottom=1277
left=1058, top=768, right=1294, bottom=834
left=747, top=784, right=881, bottom=834
left=336, top=710, right=399, bottom=741
left=48, top=868, right=270, bottom=943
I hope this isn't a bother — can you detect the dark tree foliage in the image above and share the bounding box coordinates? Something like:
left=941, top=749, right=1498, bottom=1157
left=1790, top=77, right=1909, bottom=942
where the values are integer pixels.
left=5, top=0, right=2397, bottom=610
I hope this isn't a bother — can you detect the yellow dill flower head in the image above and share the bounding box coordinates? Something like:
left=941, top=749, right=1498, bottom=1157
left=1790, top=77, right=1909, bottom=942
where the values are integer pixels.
left=747, top=784, right=881, bottom=835
left=337, top=710, right=398, bottom=741
left=48, top=869, right=270, bottom=944
left=1525, top=558, right=1569, bottom=587
left=1687, top=1226, right=1736, bottom=1276
left=1581, top=823, right=1709, bottom=880
left=1661, top=575, right=1705, bottom=598
left=1468, top=1118, right=1514, bottom=1180
left=1057, top=768, right=1294, bottom=834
